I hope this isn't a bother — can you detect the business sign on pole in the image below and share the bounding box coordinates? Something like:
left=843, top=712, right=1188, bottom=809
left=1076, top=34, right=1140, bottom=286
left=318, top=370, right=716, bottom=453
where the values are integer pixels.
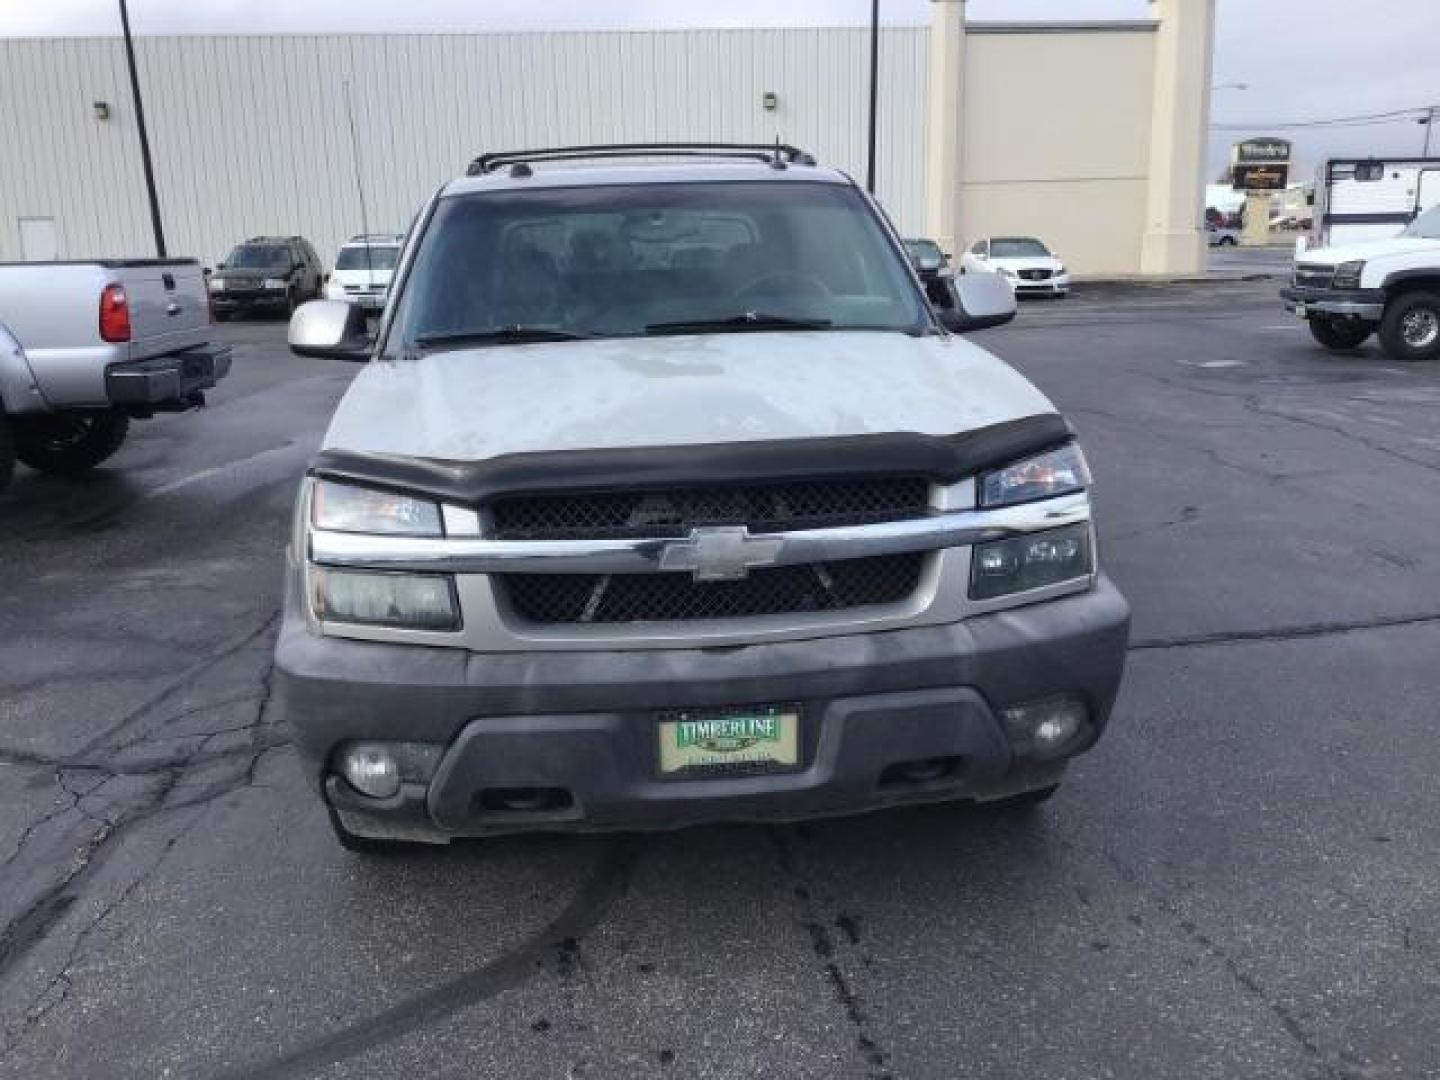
left=1231, top=137, right=1291, bottom=191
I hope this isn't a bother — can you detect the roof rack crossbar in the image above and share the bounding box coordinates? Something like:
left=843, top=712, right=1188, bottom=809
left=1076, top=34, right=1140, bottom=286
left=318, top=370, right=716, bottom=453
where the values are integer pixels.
left=466, top=142, right=816, bottom=176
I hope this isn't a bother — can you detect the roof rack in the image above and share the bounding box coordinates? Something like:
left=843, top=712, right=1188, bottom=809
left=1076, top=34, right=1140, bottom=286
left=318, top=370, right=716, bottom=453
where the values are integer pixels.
left=465, top=142, right=817, bottom=177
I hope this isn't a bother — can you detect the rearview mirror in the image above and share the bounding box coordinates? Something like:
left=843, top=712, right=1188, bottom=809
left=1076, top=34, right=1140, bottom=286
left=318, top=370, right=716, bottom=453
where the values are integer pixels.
left=934, top=272, right=1016, bottom=332
left=289, top=299, right=372, bottom=361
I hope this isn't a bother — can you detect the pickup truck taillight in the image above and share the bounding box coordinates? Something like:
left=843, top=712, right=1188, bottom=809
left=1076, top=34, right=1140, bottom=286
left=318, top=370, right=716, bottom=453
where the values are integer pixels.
left=99, top=283, right=132, bottom=343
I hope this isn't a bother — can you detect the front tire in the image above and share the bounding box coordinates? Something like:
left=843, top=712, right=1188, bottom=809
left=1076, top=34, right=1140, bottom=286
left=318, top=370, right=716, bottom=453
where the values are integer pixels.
left=1379, top=290, right=1440, bottom=362
left=13, top=411, right=130, bottom=476
left=1308, top=316, right=1372, bottom=350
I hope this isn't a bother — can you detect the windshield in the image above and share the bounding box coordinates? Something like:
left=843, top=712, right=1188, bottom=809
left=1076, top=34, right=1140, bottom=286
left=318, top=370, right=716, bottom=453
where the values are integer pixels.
left=336, top=245, right=400, bottom=271
left=1401, top=204, right=1440, bottom=239
left=904, top=239, right=943, bottom=264
left=223, top=244, right=290, bottom=269
left=990, top=238, right=1050, bottom=258
left=390, top=181, right=929, bottom=348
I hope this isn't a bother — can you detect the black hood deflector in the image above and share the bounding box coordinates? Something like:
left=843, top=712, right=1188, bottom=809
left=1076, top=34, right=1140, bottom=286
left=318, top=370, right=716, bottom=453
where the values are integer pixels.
left=307, top=413, right=1074, bottom=504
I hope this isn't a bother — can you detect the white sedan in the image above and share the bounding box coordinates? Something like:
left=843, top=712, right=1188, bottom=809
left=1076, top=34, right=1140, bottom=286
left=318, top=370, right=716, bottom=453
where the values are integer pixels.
left=960, top=237, right=1069, bottom=298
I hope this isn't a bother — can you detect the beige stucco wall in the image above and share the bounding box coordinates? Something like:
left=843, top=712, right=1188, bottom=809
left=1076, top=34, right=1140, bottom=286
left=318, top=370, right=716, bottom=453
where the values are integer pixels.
left=957, top=28, right=1156, bottom=276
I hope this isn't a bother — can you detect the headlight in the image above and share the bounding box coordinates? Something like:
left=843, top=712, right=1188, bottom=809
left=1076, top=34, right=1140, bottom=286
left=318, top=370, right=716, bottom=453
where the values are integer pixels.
left=312, top=568, right=460, bottom=631
left=979, top=443, right=1090, bottom=508
left=1332, top=260, right=1365, bottom=289
left=262, top=277, right=287, bottom=289
left=311, top=479, right=442, bottom=536
left=1055, top=264, right=1066, bottom=275
left=998, top=266, right=1017, bottom=277
left=971, top=523, right=1092, bottom=600
left=209, top=277, right=225, bottom=290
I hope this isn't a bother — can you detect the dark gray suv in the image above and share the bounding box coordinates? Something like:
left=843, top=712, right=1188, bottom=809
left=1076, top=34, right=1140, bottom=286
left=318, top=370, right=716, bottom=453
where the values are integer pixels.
left=210, top=235, right=325, bottom=320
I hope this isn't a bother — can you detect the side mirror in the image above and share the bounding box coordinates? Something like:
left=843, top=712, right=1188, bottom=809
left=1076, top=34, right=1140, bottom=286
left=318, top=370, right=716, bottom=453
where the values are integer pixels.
left=289, top=299, right=372, bottom=361
left=934, top=272, right=1016, bottom=332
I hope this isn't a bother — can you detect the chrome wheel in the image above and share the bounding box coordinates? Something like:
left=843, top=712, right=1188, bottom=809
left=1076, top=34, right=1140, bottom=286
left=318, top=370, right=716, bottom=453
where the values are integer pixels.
left=1401, top=308, right=1439, bottom=348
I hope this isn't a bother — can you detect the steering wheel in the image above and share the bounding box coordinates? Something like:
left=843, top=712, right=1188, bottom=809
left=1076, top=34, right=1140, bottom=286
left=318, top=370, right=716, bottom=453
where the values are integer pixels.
left=734, top=272, right=832, bottom=301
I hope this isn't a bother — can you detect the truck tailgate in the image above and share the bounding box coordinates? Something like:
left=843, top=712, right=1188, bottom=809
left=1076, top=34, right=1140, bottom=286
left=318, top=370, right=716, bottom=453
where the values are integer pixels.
left=119, top=262, right=210, bottom=360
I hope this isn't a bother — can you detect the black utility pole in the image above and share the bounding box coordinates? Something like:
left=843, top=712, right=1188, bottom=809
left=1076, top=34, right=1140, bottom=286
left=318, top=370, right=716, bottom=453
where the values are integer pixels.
left=865, top=0, right=879, bottom=193
left=119, top=0, right=166, bottom=257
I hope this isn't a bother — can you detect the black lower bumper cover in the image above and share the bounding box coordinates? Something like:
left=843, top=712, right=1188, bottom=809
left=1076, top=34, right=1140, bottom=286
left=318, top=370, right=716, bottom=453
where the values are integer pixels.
left=105, top=345, right=232, bottom=407
left=275, top=575, right=1131, bottom=840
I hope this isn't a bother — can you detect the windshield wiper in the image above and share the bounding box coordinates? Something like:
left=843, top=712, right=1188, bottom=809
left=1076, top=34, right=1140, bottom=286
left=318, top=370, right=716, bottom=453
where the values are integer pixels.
left=644, top=313, right=834, bottom=335
left=413, top=326, right=592, bottom=351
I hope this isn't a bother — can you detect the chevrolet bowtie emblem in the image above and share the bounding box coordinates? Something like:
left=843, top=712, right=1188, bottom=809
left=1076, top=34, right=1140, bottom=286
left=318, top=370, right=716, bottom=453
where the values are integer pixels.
left=658, top=526, right=785, bottom=582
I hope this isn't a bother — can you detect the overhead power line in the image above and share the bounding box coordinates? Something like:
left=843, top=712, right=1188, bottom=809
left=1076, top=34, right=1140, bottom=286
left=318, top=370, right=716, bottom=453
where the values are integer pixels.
left=1210, top=105, right=1436, bottom=131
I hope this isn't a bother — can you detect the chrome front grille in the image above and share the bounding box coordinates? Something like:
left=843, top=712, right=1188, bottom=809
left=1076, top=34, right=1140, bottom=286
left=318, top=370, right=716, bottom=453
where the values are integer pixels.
left=487, top=478, right=932, bottom=623
left=1294, top=264, right=1334, bottom=289
left=500, top=554, right=925, bottom=624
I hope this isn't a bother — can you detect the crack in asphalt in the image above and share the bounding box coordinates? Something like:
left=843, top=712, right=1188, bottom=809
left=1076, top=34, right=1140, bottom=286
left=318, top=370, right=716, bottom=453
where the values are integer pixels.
left=0, top=613, right=282, bottom=1006
left=1133, top=367, right=1440, bottom=476
left=211, top=840, right=638, bottom=1080
left=67, top=612, right=281, bottom=759
left=0, top=800, right=214, bottom=1058
left=1130, top=610, right=1440, bottom=652
left=768, top=828, right=892, bottom=1080
left=1081, top=841, right=1362, bottom=1080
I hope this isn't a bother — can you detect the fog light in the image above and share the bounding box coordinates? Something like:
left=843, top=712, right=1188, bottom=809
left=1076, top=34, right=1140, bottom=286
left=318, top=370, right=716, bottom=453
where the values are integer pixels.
left=340, top=743, right=401, bottom=799
left=1001, top=697, right=1088, bottom=758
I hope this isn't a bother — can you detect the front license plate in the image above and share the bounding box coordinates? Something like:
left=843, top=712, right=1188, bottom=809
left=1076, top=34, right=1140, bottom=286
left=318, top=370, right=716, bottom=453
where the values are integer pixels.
left=1294, top=302, right=1307, bottom=318
left=657, top=706, right=800, bottom=777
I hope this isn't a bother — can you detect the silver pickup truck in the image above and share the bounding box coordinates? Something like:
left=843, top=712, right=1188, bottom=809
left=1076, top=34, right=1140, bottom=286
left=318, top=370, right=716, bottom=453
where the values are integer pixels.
left=0, top=258, right=230, bottom=492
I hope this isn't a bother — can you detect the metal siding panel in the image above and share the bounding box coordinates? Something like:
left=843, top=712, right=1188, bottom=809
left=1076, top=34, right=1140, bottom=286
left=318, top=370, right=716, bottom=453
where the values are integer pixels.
left=0, top=29, right=931, bottom=261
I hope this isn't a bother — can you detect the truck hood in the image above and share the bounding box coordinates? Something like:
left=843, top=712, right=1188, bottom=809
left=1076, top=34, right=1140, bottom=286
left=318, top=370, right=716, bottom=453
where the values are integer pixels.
left=1299, top=237, right=1440, bottom=266
left=322, top=331, right=1057, bottom=461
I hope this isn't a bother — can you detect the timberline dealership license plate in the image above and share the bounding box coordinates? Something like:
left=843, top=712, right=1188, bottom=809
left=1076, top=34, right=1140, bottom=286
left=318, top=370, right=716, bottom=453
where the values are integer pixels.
left=657, top=705, right=801, bottom=777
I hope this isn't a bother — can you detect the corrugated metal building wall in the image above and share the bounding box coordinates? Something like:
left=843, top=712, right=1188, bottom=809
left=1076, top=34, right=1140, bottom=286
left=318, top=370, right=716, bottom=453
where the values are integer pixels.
left=0, top=28, right=930, bottom=266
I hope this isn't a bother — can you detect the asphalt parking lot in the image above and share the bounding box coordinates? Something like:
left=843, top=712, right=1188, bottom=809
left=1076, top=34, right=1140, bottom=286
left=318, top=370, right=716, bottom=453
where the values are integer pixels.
left=4, top=280, right=1440, bottom=1080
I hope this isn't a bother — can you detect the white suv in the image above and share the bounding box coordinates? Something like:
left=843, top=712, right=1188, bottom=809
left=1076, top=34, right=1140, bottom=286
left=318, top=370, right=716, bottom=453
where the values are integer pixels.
left=279, top=144, right=1130, bottom=852
left=324, top=234, right=404, bottom=314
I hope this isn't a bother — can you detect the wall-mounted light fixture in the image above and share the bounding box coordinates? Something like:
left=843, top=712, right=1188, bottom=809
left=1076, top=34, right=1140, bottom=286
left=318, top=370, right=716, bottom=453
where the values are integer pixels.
left=762, top=91, right=778, bottom=111
left=93, top=101, right=111, bottom=121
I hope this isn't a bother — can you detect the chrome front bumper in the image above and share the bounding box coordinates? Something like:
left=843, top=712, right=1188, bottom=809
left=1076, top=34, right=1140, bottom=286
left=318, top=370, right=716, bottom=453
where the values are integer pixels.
left=1280, top=285, right=1385, bottom=320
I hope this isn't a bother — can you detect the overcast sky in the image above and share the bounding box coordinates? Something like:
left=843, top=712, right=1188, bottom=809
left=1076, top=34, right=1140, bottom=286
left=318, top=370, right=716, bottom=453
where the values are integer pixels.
left=2, top=0, right=1436, bottom=175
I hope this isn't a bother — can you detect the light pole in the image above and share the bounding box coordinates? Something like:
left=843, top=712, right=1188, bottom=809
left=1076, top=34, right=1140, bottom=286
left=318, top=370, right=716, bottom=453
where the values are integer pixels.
left=118, top=0, right=166, bottom=257
left=1420, top=107, right=1437, bottom=157
left=865, top=0, right=879, bottom=194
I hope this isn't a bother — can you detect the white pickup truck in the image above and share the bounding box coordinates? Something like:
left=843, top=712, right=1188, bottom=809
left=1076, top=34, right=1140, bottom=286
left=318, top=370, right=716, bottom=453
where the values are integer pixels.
left=1281, top=202, right=1440, bottom=362
left=0, top=258, right=230, bottom=492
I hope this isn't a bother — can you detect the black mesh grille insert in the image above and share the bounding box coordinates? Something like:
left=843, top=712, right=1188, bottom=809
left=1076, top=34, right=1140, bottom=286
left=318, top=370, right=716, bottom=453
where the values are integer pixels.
left=501, top=554, right=925, bottom=624
left=489, top=477, right=931, bottom=540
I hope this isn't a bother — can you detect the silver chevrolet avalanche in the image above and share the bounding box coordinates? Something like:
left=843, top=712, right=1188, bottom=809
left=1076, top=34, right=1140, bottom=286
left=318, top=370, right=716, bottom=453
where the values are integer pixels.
left=276, top=144, right=1130, bottom=852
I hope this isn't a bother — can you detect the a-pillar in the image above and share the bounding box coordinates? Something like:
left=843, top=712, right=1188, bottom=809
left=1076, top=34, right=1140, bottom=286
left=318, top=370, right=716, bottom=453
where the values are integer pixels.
left=1139, top=0, right=1216, bottom=275
left=923, top=0, right=966, bottom=258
